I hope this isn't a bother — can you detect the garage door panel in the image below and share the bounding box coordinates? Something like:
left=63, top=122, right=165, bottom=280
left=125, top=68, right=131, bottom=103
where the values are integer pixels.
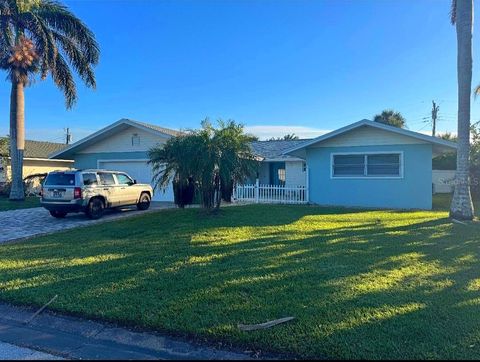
left=98, top=160, right=174, bottom=202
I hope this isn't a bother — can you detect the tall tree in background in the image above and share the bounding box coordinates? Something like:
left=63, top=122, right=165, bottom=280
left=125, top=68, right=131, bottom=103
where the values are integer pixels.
left=450, top=0, right=475, bottom=220
left=373, top=109, right=406, bottom=128
left=268, top=134, right=300, bottom=141
left=0, top=0, right=99, bottom=200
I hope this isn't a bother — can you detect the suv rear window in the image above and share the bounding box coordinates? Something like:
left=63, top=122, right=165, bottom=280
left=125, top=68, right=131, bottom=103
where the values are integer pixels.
left=44, top=173, right=75, bottom=186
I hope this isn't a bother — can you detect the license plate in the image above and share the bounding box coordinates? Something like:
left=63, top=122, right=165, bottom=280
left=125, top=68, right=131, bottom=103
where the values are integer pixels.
left=52, top=191, right=64, bottom=198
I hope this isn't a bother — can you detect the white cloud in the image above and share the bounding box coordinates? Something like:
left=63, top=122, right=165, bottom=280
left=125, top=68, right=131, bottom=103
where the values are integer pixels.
left=245, top=125, right=330, bottom=140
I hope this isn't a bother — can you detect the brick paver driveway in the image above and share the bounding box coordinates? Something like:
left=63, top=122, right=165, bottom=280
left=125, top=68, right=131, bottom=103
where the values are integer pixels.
left=0, top=202, right=175, bottom=244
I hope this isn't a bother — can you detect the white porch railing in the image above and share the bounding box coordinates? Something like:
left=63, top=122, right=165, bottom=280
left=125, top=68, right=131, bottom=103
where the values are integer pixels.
left=233, top=179, right=309, bottom=204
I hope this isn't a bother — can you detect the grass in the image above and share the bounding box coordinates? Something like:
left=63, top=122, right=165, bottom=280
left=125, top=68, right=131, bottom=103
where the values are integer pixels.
left=0, top=196, right=40, bottom=211
left=0, top=200, right=480, bottom=358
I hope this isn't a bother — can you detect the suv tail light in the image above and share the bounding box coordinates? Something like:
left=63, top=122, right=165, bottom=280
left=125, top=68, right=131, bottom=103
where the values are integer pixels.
left=74, top=187, right=82, bottom=199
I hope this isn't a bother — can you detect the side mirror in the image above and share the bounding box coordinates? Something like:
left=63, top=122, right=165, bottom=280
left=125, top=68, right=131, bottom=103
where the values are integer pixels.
left=133, top=179, right=137, bottom=184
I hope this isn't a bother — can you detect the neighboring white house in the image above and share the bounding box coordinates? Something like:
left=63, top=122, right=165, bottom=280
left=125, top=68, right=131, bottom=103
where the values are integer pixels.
left=0, top=138, right=73, bottom=184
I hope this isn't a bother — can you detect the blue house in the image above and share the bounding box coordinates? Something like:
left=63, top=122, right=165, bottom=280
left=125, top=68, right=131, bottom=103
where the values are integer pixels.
left=49, top=118, right=182, bottom=202
left=50, top=118, right=456, bottom=210
left=285, top=119, right=457, bottom=210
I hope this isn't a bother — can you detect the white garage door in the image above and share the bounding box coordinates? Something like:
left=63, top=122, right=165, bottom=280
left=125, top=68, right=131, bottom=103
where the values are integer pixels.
left=98, top=160, right=174, bottom=202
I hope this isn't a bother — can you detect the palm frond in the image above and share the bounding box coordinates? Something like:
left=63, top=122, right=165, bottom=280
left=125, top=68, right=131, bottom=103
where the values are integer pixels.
left=474, top=83, right=480, bottom=98
left=52, top=30, right=95, bottom=88
left=51, top=50, right=76, bottom=108
left=21, top=12, right=56, bottom=78
left=34, top=0, right=99, bottom=64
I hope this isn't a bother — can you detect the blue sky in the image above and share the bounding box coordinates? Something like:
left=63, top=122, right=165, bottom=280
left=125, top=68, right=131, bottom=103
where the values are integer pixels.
left=0, top=0, right=478, bottom=142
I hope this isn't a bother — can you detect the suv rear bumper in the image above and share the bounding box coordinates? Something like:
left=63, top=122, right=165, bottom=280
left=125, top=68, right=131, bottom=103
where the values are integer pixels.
left=41, top=199, right=84, bottom=213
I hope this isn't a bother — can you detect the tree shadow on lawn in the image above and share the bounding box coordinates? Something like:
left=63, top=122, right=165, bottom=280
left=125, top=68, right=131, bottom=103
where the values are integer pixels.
left=0, top=206, right=479, bottom=359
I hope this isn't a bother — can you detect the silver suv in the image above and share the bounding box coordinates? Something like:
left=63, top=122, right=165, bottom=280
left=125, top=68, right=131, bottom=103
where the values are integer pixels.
left=41, top=169, right=154, bottom=219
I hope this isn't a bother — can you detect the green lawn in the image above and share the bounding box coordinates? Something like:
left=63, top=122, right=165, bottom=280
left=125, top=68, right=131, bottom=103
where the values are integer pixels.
left=0, top=196, right=40, bottom=211
left=0, top=203, right=480, bottom=359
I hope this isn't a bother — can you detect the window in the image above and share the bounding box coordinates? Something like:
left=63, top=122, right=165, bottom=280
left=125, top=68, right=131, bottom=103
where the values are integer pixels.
left=44, top=173, right=75, bottom=186
left=116, top=173, right=134, bottom=185
left=278, top=168, right=286, bottom=184
left=332, top=153, right=401, bottom=178
left=131, top=134, right=140, bottom=146
left=367, top=154, right=401, bottom=176
left=98, top=172, right=116, bottom=185
left=332, top=155, right=365, bottom=176
left=82, top=173, right=98, bottom=186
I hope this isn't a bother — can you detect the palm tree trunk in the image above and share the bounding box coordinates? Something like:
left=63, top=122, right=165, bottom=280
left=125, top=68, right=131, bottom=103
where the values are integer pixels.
left=9, top=81, right=25, bottom=201
left=450, top=0, right=475, bottom=220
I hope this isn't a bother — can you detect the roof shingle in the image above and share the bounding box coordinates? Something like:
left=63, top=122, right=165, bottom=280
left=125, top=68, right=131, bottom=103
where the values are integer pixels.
left=0, top=138, right=69, bottom=159
left=249, top=139, right=311, bottom=160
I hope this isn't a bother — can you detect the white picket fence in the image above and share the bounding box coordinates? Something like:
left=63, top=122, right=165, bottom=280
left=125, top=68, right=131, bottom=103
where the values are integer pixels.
left=233, top=179, right=308, bottom=204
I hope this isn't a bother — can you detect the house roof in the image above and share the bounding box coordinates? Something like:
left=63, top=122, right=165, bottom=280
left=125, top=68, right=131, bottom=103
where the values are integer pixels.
left=0, top=137, right=70, bottom=160
left=126, top=119, right=183, bottom=138
left=50, top=118, right=183, bottom=159
left=250, top=139, right=311, bottom=161
left=284, top=119, right=458, bottom=157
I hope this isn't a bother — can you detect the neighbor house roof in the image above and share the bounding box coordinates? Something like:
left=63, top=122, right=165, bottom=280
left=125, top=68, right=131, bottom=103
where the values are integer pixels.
left=0, top=137, right=71, bottom=160
left=250, top=139, right=311, bottom=161
left=284, top=119, right=457, bottom=157
left=50, top=118, right=183, bottom=159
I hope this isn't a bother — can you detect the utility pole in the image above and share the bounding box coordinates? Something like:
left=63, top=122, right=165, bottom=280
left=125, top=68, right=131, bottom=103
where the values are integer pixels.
left=65, top=128, right=72, bottom=145
left=431, top=100, right=439, bottom=137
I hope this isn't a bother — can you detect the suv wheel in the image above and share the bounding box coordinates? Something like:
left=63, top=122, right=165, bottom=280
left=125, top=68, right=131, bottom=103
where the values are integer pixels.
left=50, top=210, right=67, bottom=218
left=137, top=193, right=151, bottom=211
left=86, top=198, right=104, bottom=219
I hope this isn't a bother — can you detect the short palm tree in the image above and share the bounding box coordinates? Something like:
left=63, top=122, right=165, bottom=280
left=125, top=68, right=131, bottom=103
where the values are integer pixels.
left=0, top=0, right=99, bottom=200
left=149, top=120, right=258, bottom=210
left=450, top=0, right=475, bottom=220
left=373, top=109, right=406, bottom=128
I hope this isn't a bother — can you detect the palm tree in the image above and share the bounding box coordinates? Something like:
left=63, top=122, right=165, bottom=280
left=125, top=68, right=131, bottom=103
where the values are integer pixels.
left=450, top=0, right=475, bottom=220
left=149, top=120, right=257, bottom=210
left=268, top=133, right=300, bottom=141
left=0, top=0, right=99, bottom=200
left=373, top=109, right=406, bottom=128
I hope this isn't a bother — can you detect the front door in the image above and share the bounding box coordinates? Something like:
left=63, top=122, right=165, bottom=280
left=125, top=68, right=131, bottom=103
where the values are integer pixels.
left=269, top=162, right=286, bottom=186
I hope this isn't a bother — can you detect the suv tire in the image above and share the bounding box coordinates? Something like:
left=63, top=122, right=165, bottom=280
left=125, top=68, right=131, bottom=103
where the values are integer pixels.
left=86, top=198, right=105, bottom=219
left=50, top=210, right=67, bottom=218
left=137, top=192, right=151, bottom=211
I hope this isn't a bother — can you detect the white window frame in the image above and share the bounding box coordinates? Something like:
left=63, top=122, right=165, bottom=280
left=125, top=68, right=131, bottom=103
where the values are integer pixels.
left=330, top=151, right=404, bottom=179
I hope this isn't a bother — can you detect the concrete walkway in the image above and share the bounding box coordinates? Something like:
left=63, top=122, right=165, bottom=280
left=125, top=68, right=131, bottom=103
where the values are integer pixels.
left=0, top=303, right=256, bottom=360
left=0, top=202, right=175, bottom=244
left=0, top=341, right=63, bottom=360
